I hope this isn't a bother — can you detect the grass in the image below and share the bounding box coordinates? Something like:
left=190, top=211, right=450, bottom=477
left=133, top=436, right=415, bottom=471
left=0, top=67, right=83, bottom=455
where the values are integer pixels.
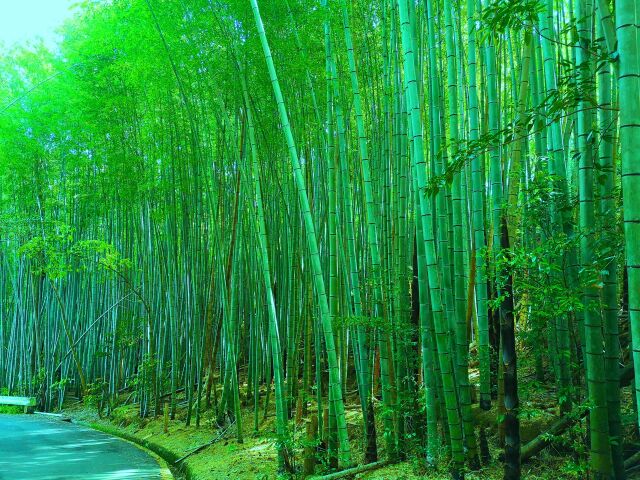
left=58, top=390, right=594, bottom=480
left=0, top=405, right=24, bottom=414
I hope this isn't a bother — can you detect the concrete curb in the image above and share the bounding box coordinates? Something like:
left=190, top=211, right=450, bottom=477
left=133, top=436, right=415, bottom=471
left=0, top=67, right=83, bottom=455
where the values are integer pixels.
left=74, top=420, right=176, bottom=480
left=34, top=411, right=71, bottom=422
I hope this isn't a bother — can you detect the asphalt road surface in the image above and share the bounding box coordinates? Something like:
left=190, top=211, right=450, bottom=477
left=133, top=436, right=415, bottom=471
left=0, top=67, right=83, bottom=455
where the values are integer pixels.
left=0, top=414, right=169, bottom=480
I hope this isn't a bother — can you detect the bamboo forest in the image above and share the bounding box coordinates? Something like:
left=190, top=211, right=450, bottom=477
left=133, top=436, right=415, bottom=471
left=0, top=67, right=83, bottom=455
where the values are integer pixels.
left=0, top=0, right=639, bottom=479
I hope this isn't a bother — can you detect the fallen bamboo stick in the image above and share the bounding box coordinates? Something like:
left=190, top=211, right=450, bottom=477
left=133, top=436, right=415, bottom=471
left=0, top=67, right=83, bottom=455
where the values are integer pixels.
left=307, top=461, right=389, bottom=480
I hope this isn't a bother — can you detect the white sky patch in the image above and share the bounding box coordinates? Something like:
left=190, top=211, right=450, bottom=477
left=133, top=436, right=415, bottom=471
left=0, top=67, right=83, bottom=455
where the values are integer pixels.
left=0, top=0, right=76, bottom=48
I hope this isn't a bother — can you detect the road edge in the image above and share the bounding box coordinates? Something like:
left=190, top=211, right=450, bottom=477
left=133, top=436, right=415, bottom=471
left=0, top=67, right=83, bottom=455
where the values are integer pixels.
left=74, top=420, right=175, bottom=480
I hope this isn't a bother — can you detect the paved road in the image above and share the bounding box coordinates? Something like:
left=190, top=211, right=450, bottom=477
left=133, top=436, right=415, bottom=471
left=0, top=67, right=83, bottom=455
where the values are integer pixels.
left=0, top=414, right=169, bottom=480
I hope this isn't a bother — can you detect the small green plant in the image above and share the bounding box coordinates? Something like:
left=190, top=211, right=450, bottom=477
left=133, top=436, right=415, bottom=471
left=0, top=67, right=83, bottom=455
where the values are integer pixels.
left=84, top=379, right=109, bottom=417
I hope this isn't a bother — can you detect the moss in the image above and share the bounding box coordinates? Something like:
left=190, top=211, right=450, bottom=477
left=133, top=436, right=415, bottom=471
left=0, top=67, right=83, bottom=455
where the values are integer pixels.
left=0, top=405, right=23, bottom=414
left=61, top=391, right=580, bottom=480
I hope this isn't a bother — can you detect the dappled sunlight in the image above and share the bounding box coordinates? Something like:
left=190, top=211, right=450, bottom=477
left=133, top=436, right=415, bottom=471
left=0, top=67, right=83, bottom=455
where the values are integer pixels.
left=0, top=416, right=162, bottom=480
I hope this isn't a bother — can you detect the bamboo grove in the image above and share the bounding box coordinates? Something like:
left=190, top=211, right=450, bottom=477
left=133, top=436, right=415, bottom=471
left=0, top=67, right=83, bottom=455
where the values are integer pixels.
left=0, top=0, right=638, bottom=479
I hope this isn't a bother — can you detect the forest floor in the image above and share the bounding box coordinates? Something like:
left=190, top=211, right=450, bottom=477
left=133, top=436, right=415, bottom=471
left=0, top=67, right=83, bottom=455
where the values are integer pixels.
left=53, top=381, right=628, bottom=480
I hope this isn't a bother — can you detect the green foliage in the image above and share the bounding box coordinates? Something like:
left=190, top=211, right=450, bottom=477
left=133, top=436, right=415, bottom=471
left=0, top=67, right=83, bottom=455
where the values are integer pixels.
left=18, top=225, right=74, bottom=278
left=31, top=367, right=48, bottom=393
left=109, top=404, right=140, bottom=428
left=130, top=354, right=158, bottom=398
left=71, top=240, right=132, bottom=276
left=333, top=314, right=390, bottom=331
left=50, top=377, right=72, bottom=393
left=111, top=320, right=144, bottom=350
left=480, top=0, right=543, bottom=34
left=557, top=459, right=589, bottom=479
left=0, top=405, right=23, bottom=414
left=84, top=379, right=109, bottom=410
left=18, top=232, right=129, bottom=282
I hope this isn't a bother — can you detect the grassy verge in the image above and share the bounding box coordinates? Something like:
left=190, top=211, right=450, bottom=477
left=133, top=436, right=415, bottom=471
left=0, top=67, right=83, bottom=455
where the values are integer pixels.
left=0, top=405, right=24, bottom=414
left=64, top=402, right=281, bottom=480
left=59, top=392, right=586, bottom=480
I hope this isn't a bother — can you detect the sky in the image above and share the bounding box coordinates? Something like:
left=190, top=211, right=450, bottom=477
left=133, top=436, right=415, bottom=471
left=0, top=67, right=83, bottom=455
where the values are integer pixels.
left=0, top=0, right=76, bottom=48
